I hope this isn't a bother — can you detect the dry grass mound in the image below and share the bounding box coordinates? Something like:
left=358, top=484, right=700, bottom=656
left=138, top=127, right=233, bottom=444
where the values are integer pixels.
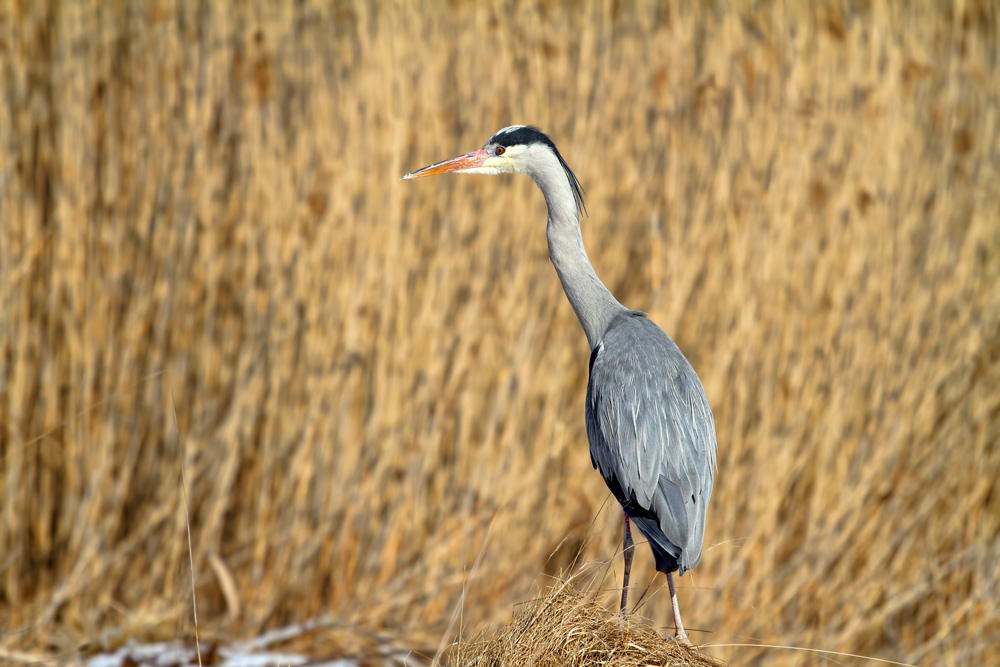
left=449, top=581, right=723, bottom=667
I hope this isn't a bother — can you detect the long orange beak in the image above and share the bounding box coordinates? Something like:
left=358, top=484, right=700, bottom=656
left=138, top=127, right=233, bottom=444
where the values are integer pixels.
left=400, top=149, right=489, bottom=179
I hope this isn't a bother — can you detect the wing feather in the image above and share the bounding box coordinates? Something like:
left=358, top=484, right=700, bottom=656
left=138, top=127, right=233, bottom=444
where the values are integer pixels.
left=585, top=312, right=717, bottom=573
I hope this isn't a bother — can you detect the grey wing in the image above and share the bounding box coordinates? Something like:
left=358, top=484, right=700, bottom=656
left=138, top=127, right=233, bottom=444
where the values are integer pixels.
left=586, top=313, right=717, bottom=573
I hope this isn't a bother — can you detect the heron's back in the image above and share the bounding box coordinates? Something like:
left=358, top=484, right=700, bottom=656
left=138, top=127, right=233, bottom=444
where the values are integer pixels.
left=585, top=311, right=717, bottom=575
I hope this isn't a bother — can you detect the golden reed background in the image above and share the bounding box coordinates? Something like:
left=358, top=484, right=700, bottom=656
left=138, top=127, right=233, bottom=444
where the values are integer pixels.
left=1, top=1, right=998, bottom=664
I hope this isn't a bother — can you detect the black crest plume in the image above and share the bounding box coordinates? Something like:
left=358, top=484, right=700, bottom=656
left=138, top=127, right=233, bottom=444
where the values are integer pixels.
left=488, top=126, right=587, bottom=216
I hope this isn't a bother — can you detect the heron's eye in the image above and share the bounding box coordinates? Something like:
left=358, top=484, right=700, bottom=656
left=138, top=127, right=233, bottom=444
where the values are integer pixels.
left=496, top=146, right=505, bottom=155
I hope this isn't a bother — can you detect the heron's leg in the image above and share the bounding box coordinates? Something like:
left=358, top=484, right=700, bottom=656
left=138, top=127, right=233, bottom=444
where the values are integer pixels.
left=619, top=512, right=634, bottom=615
left=667, top=571, right=692, bottom=647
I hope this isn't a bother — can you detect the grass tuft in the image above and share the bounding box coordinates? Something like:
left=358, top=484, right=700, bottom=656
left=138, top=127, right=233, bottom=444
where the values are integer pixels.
left=448, top=576, right=725, bottom=667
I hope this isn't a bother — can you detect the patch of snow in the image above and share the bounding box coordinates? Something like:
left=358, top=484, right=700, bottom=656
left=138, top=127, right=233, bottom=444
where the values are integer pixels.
left=85, top=641, right=360, bottom=667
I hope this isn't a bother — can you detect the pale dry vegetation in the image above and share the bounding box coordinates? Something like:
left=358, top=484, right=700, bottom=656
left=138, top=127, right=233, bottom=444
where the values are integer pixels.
left=1, top=1, right=998, bottom=665
left=448, top=573, right=725, bottom=667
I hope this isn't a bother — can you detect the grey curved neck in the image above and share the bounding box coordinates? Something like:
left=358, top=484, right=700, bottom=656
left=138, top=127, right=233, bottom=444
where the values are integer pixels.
left=526, top=149, right=626, bottom=350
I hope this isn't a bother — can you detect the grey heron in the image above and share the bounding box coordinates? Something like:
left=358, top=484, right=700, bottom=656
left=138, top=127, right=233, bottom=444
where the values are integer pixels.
left=401, top=126, right=717, bottom=645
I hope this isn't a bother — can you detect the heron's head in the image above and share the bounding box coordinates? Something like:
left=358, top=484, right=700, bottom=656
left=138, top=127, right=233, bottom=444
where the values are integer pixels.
left=401, top=125, right=585, bottom=213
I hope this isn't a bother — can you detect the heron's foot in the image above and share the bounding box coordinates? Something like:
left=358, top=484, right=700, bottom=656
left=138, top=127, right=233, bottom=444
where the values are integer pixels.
left=669, top=628, right=693, bottom=649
